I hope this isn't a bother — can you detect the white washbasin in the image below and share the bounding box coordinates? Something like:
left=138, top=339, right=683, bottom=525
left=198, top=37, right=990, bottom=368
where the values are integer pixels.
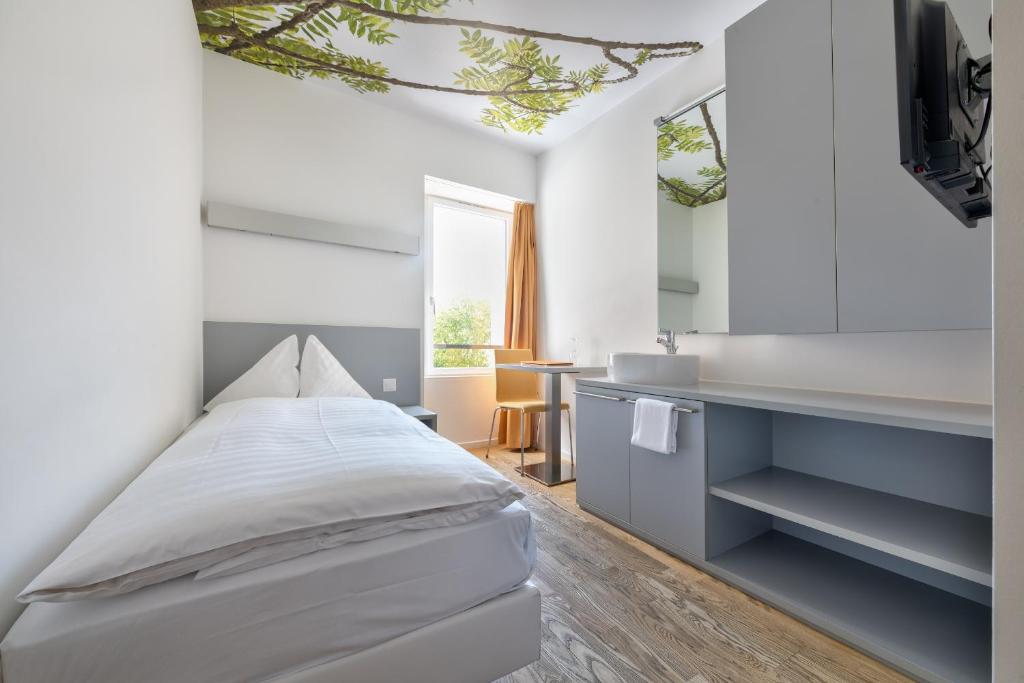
left=607, top=352, right=700, bottom=387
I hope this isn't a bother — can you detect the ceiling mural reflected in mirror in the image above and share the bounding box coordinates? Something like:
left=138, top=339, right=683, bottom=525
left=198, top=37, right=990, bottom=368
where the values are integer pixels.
left=657, top=88, right=729, bottom=335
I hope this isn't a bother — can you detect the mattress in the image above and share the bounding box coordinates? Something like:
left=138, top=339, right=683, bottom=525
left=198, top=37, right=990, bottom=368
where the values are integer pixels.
left=0, top=502, right=534, bottom=683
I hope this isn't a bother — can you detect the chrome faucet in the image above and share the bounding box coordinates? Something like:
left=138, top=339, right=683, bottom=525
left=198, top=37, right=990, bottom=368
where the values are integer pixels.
left=656, top=329, right=678, bottom=355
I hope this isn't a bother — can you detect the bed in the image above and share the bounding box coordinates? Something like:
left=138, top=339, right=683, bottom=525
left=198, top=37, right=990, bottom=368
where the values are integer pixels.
left=0, top=323, right=541, bottom=683
left=2, top=504, right=538, bottom=682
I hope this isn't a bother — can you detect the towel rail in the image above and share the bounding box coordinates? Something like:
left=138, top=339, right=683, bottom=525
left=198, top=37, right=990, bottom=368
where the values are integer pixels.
left=573, top=390, right=621, bottom=402
left=573, top=391, right=699, bottom=414
left=628, top=399, right=698, bottom=414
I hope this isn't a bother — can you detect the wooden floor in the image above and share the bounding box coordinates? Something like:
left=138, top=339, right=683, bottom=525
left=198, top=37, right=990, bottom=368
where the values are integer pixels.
left=471, top=447, right=910, bottom=683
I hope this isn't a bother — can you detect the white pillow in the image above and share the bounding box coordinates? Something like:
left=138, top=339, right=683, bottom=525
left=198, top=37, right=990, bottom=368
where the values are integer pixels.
left=203, top=335, right=300, bottom=412
left=299, top=334, right=372, bottom=399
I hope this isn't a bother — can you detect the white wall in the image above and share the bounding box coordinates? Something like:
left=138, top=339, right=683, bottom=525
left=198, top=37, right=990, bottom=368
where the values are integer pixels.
left=0, top=2, right=203, bottom=636
left=692, top=200, right=729, bottom=333
left=657, top=197, right=729, bottom=335
left=658, top=196, right=695, bottom=281
left=202, top=53, right=536, bottom=444
left=423, top=375, right=498, bottom=447
left=657, top=195, right=695, bottom=331
left=537, top=38, right=993, bottom=454
left=993, top=0, right=1023, bottom=678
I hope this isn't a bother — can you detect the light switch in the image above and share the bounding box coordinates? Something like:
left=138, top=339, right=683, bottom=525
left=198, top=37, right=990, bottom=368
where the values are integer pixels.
left=382, top=378, right=397, bottom=393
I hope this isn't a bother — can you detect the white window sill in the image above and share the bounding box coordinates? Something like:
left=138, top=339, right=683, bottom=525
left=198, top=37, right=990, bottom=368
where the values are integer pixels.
left=425, top=370, right=494, bottom=379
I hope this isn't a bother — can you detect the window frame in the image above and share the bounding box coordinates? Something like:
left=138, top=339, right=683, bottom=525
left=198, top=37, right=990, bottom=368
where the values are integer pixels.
left=424, top=195, right=512, bottom=377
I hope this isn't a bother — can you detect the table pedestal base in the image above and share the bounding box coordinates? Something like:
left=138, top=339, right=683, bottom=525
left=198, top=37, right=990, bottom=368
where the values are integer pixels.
left=515, top=462, right=576, bottom=487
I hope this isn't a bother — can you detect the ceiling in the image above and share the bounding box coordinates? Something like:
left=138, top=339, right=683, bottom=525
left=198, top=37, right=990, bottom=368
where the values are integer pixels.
left=195, top=0, right=763, bottom=152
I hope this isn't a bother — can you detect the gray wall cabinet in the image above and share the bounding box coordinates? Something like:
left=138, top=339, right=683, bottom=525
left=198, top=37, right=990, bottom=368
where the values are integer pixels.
left=725, top=0, right=991, bottom=334
left=725, top=0, right=838, bottom=335
left=575, top=389, right=707, bottom=561
left=832, top=0, right=991, bottom=332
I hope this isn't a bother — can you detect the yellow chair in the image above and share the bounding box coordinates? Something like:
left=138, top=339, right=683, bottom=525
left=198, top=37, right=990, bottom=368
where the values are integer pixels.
left=486, top=349, right=574, bottom=477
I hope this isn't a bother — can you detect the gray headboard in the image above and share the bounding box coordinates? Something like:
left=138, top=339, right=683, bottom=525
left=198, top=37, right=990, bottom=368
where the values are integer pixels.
left=203, top=321, right=421, bottom=406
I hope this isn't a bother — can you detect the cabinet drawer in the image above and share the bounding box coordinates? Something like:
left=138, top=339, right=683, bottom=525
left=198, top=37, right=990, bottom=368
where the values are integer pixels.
left=629, top=398, right=706, bottom=559
left=575, top=391, right=631, bottom=522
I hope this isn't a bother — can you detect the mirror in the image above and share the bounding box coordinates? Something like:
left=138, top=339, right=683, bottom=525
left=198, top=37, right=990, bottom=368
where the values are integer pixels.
left=657, top=88, right=729, bottom=335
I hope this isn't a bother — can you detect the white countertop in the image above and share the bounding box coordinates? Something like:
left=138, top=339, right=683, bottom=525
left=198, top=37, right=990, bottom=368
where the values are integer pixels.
left=577, top=377, right=993, bottom=438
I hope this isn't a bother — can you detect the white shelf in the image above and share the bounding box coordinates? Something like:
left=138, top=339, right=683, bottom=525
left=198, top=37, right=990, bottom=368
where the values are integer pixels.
left=709, top=467, right=992, bottom=585
left=709, top=531, right=991, bottom=683
left=658, top=276, right=700, bottom=294
left=206, top=202, right=420, bottom=255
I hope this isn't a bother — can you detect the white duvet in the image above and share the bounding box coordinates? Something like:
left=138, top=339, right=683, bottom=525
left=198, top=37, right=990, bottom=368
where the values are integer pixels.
left=20, top=398, right=524, bottom=602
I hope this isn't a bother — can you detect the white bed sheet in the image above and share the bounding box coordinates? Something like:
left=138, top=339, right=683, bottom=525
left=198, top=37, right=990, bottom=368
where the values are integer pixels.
left=23, top=398, right=523, bottom=602
left=1, top=502, right=534, bottom=683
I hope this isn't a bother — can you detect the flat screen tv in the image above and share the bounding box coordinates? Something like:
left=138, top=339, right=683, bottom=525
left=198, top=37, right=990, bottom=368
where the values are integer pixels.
left=894, top=0, right=991, bottom=227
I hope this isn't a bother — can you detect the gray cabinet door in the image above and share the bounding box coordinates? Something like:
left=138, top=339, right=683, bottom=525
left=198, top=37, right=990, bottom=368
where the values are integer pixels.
left=576, top=392, right=631, bottom=523
left=832, top=0, right=991, bottom=332
left=629, top=398, right=706, bottom=559
left=725, top=0, right=838, bottom=334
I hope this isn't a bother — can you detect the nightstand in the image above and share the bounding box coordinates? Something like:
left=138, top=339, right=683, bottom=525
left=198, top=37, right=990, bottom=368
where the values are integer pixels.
left=400, top=405, right=437, bottom=432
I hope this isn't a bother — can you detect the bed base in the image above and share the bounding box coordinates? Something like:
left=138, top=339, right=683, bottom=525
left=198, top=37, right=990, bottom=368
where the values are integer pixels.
left=273, top=583, right=541, bottom=683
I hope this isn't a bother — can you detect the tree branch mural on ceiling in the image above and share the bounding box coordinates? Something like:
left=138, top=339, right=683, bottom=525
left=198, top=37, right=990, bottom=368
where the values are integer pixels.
left=193, top=1, right=703, bottom=134
left=657, top=101, right=727, bottom=208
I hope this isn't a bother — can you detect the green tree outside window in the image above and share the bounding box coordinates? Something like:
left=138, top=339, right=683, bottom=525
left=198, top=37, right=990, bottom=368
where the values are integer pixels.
left=433, top=298, right=492, bottom=368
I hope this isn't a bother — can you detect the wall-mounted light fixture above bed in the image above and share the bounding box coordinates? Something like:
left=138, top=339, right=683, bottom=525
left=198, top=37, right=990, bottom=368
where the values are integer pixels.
left=205, top=201, right=420, bottom=255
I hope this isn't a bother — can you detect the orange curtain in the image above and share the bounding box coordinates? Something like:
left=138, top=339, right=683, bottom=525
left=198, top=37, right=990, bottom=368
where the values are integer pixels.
left=498, top=202, right=538, bottom=449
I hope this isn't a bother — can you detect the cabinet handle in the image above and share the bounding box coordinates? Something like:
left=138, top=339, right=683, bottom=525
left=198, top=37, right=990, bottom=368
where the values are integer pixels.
left=625, top=399, right=699, bottom=414
left=573, top=391, right=623, bottom=402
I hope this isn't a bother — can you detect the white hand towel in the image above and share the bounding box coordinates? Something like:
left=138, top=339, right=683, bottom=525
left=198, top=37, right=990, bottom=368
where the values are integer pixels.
left=630, top=398, right=678, bottom=454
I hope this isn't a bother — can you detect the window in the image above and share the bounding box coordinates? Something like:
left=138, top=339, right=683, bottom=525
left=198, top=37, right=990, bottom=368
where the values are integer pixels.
left=425, top=191, right=512, bottom=376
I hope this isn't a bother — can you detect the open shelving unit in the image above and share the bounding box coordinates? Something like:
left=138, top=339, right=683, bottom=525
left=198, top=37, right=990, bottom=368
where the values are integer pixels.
left=702, top=399, right=993, bottom=683
left=710, top=531, right=991, bottom=683
left=709, top=466, right=991, bottom=585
